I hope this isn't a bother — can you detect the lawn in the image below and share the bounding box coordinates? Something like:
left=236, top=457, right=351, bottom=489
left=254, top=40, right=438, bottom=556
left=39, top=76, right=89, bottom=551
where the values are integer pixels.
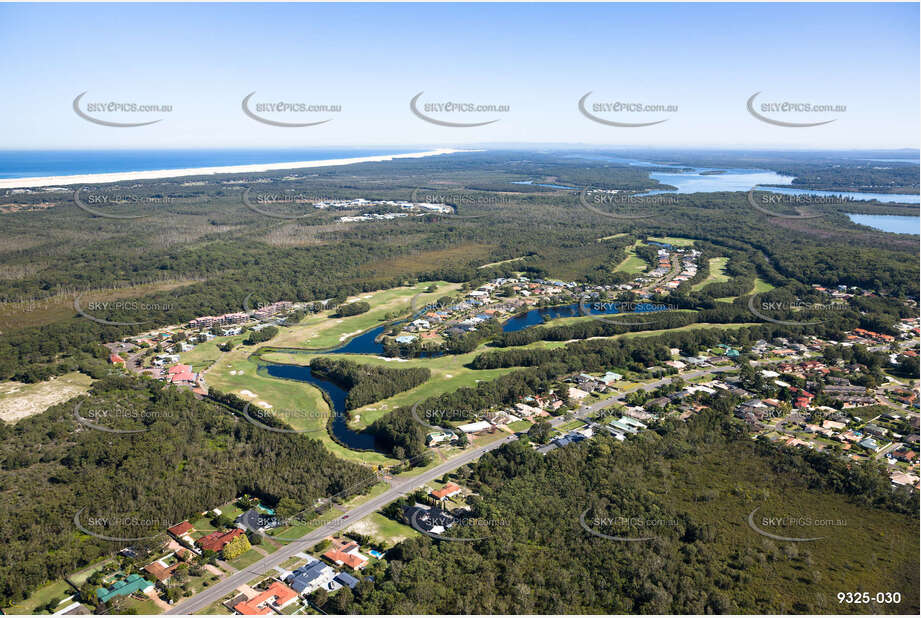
left=691, top=257, right=730, bottom=291
left=555, top=419, right=587, bottom=432
left=259, top=348, right=521, bottom=431
left=266, top=281, right=463, bottom=351
left=345, top=512, right=420, bottom=547
left=646, top=236, right=697, bottom=247
left=226, top=548, right=265, bottom=571
left=613, top=240, right=648, bottom=274
left=508, top=419, right=532, bottom=432
left=5, top=579, right=76, bottom=614
left=122, top=596, right=162, bottom=615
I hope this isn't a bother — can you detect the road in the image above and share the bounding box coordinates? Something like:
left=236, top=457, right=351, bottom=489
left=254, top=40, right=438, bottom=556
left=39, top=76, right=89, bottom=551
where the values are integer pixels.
left=168, top=363, right=735, bottom=614
left=166, top=432, right=518, bottom=615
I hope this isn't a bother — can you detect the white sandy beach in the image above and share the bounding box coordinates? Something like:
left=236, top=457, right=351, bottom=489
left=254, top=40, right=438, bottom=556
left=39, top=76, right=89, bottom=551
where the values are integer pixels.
left=0, top=148, right=470, bottom=189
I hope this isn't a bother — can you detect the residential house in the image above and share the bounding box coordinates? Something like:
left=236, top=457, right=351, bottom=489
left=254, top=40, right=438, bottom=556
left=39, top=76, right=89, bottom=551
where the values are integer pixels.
left=323, top=542, right=369, bottom=570
left=431, top=483, right=462, bottom=501
left=197, top=528, right=244, bottom=554
left=287, top=561, right=337, bottom=596
left=233, top=581, right=299, bottom=615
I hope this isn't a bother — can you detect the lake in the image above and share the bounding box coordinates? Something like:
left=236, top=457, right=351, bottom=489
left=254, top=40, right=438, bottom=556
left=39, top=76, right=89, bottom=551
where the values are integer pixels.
left=500, top=301, right=671, bottom=333
left=845, top=214, right=919, bottom=235
left=567, top=153, right=920, bottom=204
left=262, top=362, right=383, bottom=451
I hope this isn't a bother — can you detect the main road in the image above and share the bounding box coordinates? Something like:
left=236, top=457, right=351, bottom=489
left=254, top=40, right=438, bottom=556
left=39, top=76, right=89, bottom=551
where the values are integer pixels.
left=166, top=431, right=520, bottom=614
left=167, top=364, right=733, bottom=614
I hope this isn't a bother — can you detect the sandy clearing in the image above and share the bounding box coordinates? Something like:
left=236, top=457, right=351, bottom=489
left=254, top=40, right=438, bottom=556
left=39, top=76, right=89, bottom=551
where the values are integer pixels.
left=0, top=377, right=92, bottom=423
left=339, top=329, right=362, bottom=342
left=257, top=401, right=272, bottom=408
left=239, top=389, right=257, bottom=398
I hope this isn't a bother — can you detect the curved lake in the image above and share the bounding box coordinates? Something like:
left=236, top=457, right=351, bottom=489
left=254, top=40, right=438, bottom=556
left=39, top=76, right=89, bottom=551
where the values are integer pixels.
left=261, top=362, right=383, bottom=451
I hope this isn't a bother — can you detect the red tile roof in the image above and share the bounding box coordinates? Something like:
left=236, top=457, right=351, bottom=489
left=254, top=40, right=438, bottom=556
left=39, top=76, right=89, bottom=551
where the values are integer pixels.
left=168, top=521, right=194, bottom=537
left=234, top=582, right=298, bottom=615
left=323, top=548, right=367, bottom=569
left=197, top=528, right=243, bottom=553
left=431, top=483, right=461, bottom=499
left=109, top=353, right=125, bottom=364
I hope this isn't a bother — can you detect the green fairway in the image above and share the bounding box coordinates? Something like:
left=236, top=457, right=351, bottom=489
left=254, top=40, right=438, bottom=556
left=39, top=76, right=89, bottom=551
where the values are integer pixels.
left=259, top=349, right=521, bottom=430
left=268, top=281, right=462, bottom=351
left=613, top=240, right=648, bottom=274
left=691, top=257, right=730, bottom=291
left=646, top=236, right=697, bottom=247
left=205, top=349, right=397, bottom=466
left=716, top=276, right=776, bottom=303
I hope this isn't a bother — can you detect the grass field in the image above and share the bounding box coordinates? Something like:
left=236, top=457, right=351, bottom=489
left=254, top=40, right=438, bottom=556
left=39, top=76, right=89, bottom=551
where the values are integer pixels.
left=179, top=334, right=248, bottom=372
left=646, top=236, right=697, bottom=247
left=613, top=239, right=648, bottom=274
left=259, top=348, right=521, bottom=430
left=716, top=276, right=776, bottom=303
left=5, top=579, right=76, bottom=615
left=267, top=281, right=463, bottom=351
left=691, top=257, right=730, bottom=291
left=0, top=371, right=93, bottom=423
left=345, top=512, right=420, bottom=547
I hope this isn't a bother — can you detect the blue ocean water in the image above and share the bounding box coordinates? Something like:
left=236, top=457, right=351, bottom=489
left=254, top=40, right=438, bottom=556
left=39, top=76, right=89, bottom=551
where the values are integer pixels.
left=0, top=149, right=418, bottom=179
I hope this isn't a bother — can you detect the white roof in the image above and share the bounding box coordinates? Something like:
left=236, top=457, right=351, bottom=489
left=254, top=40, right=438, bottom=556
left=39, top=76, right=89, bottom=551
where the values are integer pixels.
left=457, top=420, right=491, bottom=433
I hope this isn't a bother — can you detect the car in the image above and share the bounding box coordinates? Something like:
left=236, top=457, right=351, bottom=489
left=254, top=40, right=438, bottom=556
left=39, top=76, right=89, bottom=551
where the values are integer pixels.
left=343, top=515, right=349, bottom=519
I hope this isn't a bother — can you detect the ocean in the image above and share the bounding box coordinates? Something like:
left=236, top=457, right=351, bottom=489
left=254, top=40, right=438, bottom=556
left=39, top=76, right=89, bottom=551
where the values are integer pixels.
left=0, top=149, right=418, bottom=179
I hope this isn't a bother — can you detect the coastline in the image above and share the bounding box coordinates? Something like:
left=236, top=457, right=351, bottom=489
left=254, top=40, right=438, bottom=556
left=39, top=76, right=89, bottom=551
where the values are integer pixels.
left=0, top=148, right=472, bottom=189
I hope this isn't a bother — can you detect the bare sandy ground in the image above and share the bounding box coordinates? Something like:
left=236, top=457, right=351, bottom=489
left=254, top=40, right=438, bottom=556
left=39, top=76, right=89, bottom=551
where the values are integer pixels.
left=0, top=148, right=470, bottom=189
left=0, top=374, right=92, bottom=422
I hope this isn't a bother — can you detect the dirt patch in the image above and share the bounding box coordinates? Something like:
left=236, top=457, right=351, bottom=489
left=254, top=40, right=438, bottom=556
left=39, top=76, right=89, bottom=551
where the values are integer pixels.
left=0, top=373, right=92, bottom=423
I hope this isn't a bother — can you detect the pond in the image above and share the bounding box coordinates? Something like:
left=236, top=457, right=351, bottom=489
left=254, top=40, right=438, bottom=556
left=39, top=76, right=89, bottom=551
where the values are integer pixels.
left=261, top=362, right=384, bottom=451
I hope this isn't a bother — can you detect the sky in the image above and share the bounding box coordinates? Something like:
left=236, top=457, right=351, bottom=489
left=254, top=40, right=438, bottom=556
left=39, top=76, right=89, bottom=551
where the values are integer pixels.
left=0, top=2, right=918, bottom=150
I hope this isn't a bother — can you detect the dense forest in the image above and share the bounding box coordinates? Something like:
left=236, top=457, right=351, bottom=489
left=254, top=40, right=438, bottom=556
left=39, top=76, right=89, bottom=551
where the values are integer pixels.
left=347, top=410, right=919, bottom=614
left=308, top=357, right=430, bottom=410
left=0, top=376, right=376, bottom=605
left=0, top=150, right=917, bottom=609
left=0, top=151, right=917, bottom=382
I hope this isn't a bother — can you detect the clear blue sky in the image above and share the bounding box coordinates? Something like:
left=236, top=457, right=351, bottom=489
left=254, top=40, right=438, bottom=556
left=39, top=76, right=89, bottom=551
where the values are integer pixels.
left=0, top=2, right=917, bottom=149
